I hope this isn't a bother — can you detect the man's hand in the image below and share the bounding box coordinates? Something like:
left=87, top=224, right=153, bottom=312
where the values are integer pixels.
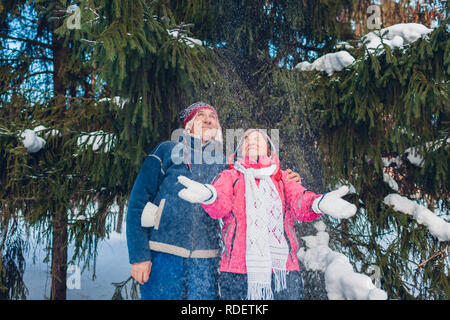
left=286, top=169, right=302, bottom=184
left=131, top=260, right=152, bottom=285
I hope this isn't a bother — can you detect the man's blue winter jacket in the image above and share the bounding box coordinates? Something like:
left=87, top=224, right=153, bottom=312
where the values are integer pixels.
left=126, top=134, right=227, bottom=264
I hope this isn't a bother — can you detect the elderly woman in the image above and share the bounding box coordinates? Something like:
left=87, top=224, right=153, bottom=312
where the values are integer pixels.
left=178, top=129, right=356, bottom=300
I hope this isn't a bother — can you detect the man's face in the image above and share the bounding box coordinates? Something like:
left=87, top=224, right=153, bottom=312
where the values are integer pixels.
left=190, top=109, right=219, bottom=143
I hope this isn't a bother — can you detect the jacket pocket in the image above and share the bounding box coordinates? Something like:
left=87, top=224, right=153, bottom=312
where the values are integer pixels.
left=153, top=198, right=166, bottom=230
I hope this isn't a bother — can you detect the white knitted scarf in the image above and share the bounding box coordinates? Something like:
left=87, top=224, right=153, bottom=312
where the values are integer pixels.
left=234, top=161, right=289, bottom=300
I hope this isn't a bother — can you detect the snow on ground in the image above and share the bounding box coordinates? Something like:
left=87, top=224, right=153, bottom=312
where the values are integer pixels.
left=384, top=194, right=450, bottom=242
left=297, top=221, right=388, bottom=300
left=23, top=222, right=131, bottom=300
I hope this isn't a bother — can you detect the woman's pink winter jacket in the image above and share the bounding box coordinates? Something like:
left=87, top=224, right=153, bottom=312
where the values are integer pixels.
left=201, top=160, right=322, bottom=274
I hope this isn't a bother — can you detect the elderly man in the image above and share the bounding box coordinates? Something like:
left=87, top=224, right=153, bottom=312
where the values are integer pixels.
left=126, top=102, right=300, bottom=300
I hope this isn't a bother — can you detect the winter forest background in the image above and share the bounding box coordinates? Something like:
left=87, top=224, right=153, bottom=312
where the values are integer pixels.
left=0, top=0, right=448, bottom=300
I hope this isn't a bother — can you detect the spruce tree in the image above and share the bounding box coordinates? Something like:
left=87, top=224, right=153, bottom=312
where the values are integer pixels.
left=308, top=14, right=449, bottom=299
left=2, top=0, right=447, bottom=301
left=0, top=0, right=211, bottom=299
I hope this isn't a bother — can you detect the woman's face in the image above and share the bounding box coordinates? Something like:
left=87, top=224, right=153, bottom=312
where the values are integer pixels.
left=241, top=131, right=269, bottom=160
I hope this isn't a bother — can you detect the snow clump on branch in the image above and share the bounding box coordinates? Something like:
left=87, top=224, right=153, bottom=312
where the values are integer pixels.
left=297, top=221, right=388, bottom=300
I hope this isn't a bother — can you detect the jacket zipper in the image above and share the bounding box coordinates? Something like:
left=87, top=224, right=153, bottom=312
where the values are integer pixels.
left=222, top=223, right=231, bottom=260
left=227, top=178, right=239, bottom=265
left=189, top=160, right=202, bottom=257
left=288, top=224, right=299, bottom=254
left=227, top=210, right=237, bottom=265
left=280, top=180, right=294, bottom=263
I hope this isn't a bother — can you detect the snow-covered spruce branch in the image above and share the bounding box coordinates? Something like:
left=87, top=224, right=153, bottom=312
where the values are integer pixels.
left=167, top=29, right=203, bottom=48
left=0, top=125, right=17, bottom=137
left=382, top=138, right=449, bottom=169
left=97, top=96, right=128, bottom=109
left=295, top=23, right=435, bottom=76
left=19, top=125, right=116, bottom=154
left=18, top=96, right=125, bottom=154
left=295, top=51, right=355, bottom=75
left=76, top=130, right=116, bottom=153
left=19, top=125, right=74, bottom=154
left=335, top=174, right=448, bottom=242
left=383, top=173, right=399, bottom=192
left=80, top=38, right=100, bottom=45
left=384, top=194, right=450, bottom=242
left=20, top=126, right=60, bottom=153
left=297, top=221, right=388, bottom=300
left=360, top=23, right=433, bottom=52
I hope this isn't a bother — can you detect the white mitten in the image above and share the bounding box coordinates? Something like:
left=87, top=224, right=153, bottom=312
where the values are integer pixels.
left=312, top=186, right=357, bottom=219
left=177, top=176, right=217, bottom=205
left=141, top=199, right=165, bottom=229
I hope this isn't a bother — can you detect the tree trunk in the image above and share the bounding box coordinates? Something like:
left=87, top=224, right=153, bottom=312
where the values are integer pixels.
left=50, top=28, right=70, bottom=300
left=50, top=205, right=68, bottom=300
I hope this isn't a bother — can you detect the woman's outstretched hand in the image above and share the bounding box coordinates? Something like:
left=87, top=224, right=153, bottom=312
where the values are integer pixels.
left=312, top=186, right=357, bottom=219
left=177, top=176, right=217, bottom=204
